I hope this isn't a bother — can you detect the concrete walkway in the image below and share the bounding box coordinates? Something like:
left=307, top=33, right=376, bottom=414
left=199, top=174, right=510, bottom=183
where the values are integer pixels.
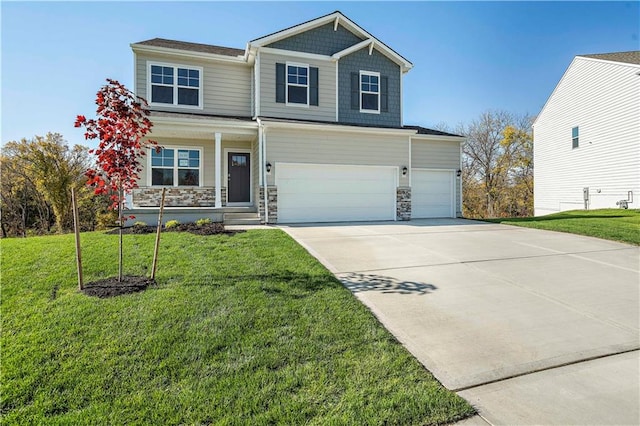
left=281, top=219, right=640, bottom=425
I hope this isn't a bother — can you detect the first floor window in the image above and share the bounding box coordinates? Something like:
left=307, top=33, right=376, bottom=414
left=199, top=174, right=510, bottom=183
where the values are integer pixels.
left=360, top=71, right=380, bottom=112
left=151, top=148, right=200, bottom=186
left=572, top=126, right=579, bottom=149
left=150, top=63, right=201, bottom=107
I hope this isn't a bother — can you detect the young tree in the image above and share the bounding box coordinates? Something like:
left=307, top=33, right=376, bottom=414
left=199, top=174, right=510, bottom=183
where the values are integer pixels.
left=75, top=79, right=156, bottom=281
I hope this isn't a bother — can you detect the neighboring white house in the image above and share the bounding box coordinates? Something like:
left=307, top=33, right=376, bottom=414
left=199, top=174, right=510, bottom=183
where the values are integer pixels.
left=533, top=51, right=640, bottom=216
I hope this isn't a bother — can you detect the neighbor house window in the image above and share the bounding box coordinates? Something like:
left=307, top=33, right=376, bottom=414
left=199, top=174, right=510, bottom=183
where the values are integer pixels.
left=286, top=63, right=309, bottom=105
left=151, top=147, right=201, bottom=186
left=360, top=71, right=380, bottom=113
left=572, top=126, right=579, bottom=149
left=149, top=63, right=202, bottom=108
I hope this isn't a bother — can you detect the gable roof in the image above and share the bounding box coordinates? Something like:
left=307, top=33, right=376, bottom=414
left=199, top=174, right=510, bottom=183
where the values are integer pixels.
left=134, top=38, right=245, bottom=57
left=579, top=50, right=640, bottom=65
left=248, top=11, right=413, bottom=72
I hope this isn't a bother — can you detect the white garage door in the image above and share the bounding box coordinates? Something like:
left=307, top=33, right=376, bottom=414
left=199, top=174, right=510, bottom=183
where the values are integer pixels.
left=276, top=163, right=396, bottom=223
left=412, top=169, right=455, bottom=218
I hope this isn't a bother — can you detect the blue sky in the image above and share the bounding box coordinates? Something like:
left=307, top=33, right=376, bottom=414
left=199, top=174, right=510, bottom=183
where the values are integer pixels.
left=2, top=1, right=638, bottom=148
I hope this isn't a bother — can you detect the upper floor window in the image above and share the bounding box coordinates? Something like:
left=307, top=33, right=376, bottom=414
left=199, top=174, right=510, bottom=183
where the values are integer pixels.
left=360, top=71, right=380, bottom=113
left=151, top=147, right=201, bottom=186
left=572, top=126, right=579, bottom=149
left=287, top=64, right=309, bottom=105
left=275, top=63, right=319, bottom=106
left=148, top=63, right=203, bottom=109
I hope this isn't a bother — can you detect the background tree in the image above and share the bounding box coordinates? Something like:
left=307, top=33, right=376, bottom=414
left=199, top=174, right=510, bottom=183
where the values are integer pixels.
left=1, top=134, right=91, bottom=235
left=75, top=78, right=156, bottom=280
left=459, top=110, right=533, bottom=218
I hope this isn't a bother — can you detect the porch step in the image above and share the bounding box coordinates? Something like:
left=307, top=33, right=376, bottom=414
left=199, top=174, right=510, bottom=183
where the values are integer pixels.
left=223, top=211, right=261, bottom=226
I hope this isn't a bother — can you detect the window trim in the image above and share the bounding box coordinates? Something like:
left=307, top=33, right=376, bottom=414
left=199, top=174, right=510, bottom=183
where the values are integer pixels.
left=571, top=126, right=579, bottom=149
left=359, top=70, right=381, bottom=114
left=285, top=61, right=310, bottom=108
left=147, top=61, right=204, bottom=110
left=149, top=146, right=203, bottom=187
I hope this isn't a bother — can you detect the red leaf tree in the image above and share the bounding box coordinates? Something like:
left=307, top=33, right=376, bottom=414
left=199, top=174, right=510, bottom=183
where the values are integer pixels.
left=75, top=78, right=157, bottom=281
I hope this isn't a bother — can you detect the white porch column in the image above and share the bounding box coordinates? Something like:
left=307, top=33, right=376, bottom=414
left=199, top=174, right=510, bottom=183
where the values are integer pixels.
left=215, top=132, right=222, bottom=208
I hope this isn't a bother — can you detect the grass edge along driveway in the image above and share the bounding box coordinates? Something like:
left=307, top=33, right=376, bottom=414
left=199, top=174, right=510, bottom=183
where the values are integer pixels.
left=484, top=208, right=640, bottom=245
left=1, top=229, right=474, bottom=425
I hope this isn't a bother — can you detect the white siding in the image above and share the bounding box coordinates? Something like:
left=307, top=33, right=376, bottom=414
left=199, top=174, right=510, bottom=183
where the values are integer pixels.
left=136, top=52, right=251, bottom=116
left=265, top=128, right=409, bottom=186
left=259, top=52, right=336, bottom=122
left=411, top=139, right=462, bottom=214
left=534, top=57, right=640, bottom=215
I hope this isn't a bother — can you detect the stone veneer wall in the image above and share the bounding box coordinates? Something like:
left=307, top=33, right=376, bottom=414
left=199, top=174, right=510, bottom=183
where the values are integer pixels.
left=258, top=186, right=278, bottom=224
left=396, top=187, right=411, bottom=221
left=133, top=187, right=227, bottom=207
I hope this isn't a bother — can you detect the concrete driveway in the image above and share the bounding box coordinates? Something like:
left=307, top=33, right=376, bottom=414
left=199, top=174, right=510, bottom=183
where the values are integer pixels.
left=281, top=219, right=640, bottom=425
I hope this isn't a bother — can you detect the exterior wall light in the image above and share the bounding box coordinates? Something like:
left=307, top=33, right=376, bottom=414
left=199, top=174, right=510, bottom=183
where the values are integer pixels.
left=266, top=162, right=272, bottom=173
left=402, top=166, right=408, bottom=176
left=456, top=169, right=462, bottom=177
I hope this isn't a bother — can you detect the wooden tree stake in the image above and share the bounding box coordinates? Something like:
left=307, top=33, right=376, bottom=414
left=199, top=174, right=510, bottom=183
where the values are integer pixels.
left=71, top=188, right=84, bottom=290
left=151, top=187, right=166, bottom=281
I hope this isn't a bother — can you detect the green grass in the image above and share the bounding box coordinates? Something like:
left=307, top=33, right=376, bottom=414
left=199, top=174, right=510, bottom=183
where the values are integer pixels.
left=484, top=209, right=640, bottom=245
left=1, top=230, right=474, bottom=425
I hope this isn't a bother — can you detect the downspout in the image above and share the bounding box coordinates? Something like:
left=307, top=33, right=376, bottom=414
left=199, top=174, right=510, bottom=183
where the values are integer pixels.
left=257, top=117, right=268, bottom=224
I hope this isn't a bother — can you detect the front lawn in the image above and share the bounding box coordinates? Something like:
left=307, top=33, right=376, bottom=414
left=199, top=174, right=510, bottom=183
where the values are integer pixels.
left=1, top=230, right=474, bottom=424
left=484, top=209, right=640, bottom=245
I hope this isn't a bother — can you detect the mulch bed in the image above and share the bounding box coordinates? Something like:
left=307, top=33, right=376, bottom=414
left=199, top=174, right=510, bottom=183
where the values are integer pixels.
left=105, top=222, right=241, bottom=236
left=82, top=276, right=154, bottom=298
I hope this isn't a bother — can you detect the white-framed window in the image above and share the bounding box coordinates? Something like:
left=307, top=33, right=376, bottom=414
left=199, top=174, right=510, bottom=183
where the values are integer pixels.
left=150, top=147, right=202, bottom=186
left=148, top=62, right=203, bottom=109
left=360, top=70, right=380, bottom=113
left=572, top=126, right=579, bottom=149
left=286, top=62, right=309, bottom=106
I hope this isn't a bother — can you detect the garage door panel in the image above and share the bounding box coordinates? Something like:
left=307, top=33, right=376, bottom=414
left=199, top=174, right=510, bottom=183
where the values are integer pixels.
left=276, top=163, right=396, bottom=223
left=412, top=169, right=454, bottom=218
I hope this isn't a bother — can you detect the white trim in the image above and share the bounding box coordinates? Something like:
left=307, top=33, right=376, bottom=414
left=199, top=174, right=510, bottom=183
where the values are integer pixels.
left=285, top=61, right=310, bottom=107
left=368, top=41, right=375, bottom=55
left=146, top=61, right=204, bottom=110
left=334, top=15, right=339, bottom=31
left=335, top=61, right=339, bottom=121
left=331, top=39, right=372, bottom=60
left=224, top=148, right=253, bottom=206
left=399, top=67, right=403, bottom=126
left=459, top=142, right=463, bottom=216
left=263, top=129, right=269, bottom=223
left=411, top=134, right=466, bottom=142
left=359, top=70, right=380, bottom=114
left=148, top=145, right=203, bottom=188
left=576, top=55, right=640, bottom=68
left=214, top=133, right=222, bottom=208
left=408, top=136, right=412, bottom=187
left=260, top=118, right=416, bottom=135
left=259, top=46, right=331, bottom=62
left=255, top=51, right=261, bottom=116
left=133, top=51, right=137, bottom=95
left=132, top=44, right=246, bottom=64
left=410, top=168, right=457, bottom=218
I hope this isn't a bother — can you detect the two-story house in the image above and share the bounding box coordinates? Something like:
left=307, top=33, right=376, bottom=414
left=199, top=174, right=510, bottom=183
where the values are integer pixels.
left=127, top=11, right=464, bottom=224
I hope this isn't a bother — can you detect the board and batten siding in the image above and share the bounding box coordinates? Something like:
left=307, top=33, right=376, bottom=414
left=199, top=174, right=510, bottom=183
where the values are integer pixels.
left=259, top=51, right=336, bottom=122
left=533, top=57, right=640, bottom=216
left=411, top=139, right=462, bottom=214
left=136, top=52, right=252, bottom=117
left=265, top=128, right=409, bottom=186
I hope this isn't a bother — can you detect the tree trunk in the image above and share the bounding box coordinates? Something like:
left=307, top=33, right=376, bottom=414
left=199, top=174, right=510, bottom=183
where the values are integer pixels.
left=71, top=189, right=84, bottom=290
left=118, top=185, right=123, bottom=282
left=151, top=188, right=166, bottom=281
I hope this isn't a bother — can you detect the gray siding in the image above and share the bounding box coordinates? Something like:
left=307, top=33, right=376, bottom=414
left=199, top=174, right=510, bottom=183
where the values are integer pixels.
left=136, top=52, right=252, bottom=117
left=338, top=49, right=401, bottom=127
left=267, top=23, right=363, bottom=56
left=265, top=127, right=410, bottom=187
left=259, top=51, right=336, bottom=121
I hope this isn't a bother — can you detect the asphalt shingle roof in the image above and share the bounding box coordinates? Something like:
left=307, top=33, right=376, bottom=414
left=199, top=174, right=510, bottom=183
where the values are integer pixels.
left=580, top=51, right=640, bottom=65
left=135, top=38, right=245, bottom=57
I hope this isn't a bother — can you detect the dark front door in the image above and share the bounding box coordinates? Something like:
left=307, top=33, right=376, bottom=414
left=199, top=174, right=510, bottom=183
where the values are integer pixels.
left=227, top=152, right=250, bottom=203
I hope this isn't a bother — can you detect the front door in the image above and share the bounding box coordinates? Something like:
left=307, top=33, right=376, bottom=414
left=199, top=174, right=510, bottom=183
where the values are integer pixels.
left=227, top=152, right=250, bottom=203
